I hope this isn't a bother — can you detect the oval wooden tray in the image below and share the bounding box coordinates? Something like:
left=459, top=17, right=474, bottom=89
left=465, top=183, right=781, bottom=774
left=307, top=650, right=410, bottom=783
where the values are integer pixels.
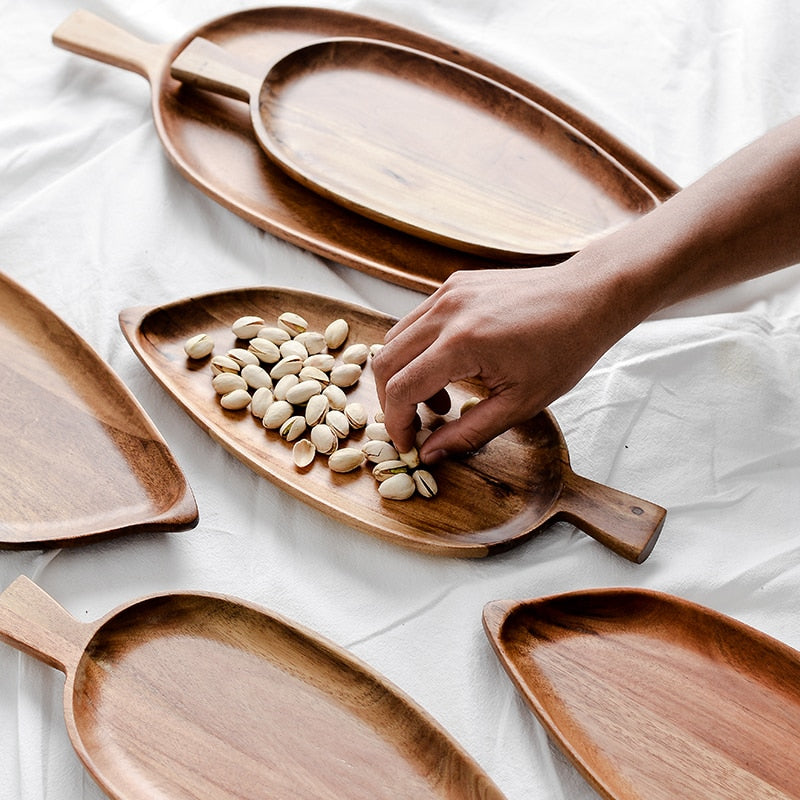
left=483, top=588, right=800, bottom=799
left=0, top=272, right=197, bottom=549
left=119, top=287, right=665, bottom=560
left=170, top=35, right=656, bottom=260
left=0, top=575, right=507, bottom=799
left=52, top=7, right=679, bottom=292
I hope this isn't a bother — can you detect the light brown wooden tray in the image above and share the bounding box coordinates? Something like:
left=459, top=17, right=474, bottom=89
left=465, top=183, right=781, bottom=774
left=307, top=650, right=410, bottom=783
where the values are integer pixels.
left=119, top=287, right=665, bottom=560
left=53, top=7, right=679, bottom=292
left=483, top=588, right=800, bottom=799
left=0, top=272, right=197, bottom=549
left=0, top=575, right=507, bottom=799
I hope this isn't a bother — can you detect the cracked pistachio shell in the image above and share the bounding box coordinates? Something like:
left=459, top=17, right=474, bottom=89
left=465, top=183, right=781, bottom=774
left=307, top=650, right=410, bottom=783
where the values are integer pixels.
left=273, top=374, right=300, bottom=401
left=240, top=363, right=272, bottom=390
left=250, top=386, right=274, bottom=419
left=330, top=363, right=362, bottom=388
left=248, top=337, right=281, bottom=364
left=294, top=330, right=326, bottom=355
left=305, top=394, right=329, bottom=427
left=378, top=472, right=416, bottom=500
left=362, top=440, right=399, bottom=464
left=231, top=315, right=265, bottom=339
left=322, top=384, right=347, bottom=411
left=220, top=388, right=251, bottom=410
left=298, top=365, right=330, bottom=386
left=364, top=421, right=391, bottom=442
left=415, top=428, right=433, bottom=448
left=269, top=354, right=304, bottom=380
left=227, top=347, right=260, bottom=368
left=412, top=469, right=438, bottom=498
left=304, top=353, right=336, bottom=372
left=279, top=415, right=307, bottom=442
left=310, top=423, right=338, bottom=455
left=342, top=343, right=369, bottom=366
left=399, top=447, right=420, bottom=468
left=280, top=339, right=308, bottom=360
left=256, top=326, right=291, bottom=345
left=212, top=372, right=247, bottom=395
left=184, top=333, right=214, bottom=359
left=372, top=460, right=408, bottom=482
left=210, top=355, right=240, bottom=375
left=263, top=400, right=294, bottom=429
left=278, top=311, right=308, bottom=336
left=292, top=439, right=316, bottom=469
left=344, top=402, right=368, bottom=430
left=285, top=379, right=323, bottom=406
left=325, top=409, right=350, bottom=439
left=460, top=396, right=482, bottom=414
left=328, top=447, right=365, bottom=473
left=324, top=318, right=349, bottom=349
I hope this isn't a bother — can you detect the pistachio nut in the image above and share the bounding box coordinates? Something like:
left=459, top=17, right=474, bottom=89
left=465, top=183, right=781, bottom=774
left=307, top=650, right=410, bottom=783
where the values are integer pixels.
left=369, top=343, right=384, bottom=358
left=342, top=343, right=369, bottom=366
left=184, top=333, right=214, bottom=359
left=364, top=421, right=391, bottom=442
left=285, top=379, right=323, bottom=406
left=310, top=423, right=338, bottom=455
left=280, top=339, right=308, bottom=360
left=292, top=438, right=316, bottom=469
left=298, top=365, right=330, bottom=386
left=248, top=337, right=281, bottom=364
left=378, top=472, right=416, bottom=500
left=398, top=447, right=420, bottom=469
left=328, top=447, right=365, bottom=473
left=362, top=440, right=399, bottom=464
left=278, top=311, right=308, bottom=336
left=304, top=353, right=336, bottom=372
left=460, top=395, right=482, bottom=414
left=325, top=409, right=350, bottom=439
left=304, top=394, right=329, bottom=427
left=294, top=330, right=326, bottom=355
left=273, top=374, right=300, bottom=401
left=279, top=415, right=307, bottom=442
left=256, top=326, right=291, bottom=345
left=269, top=354, right=304, bottom=380
left=373, top=409, right=385, bottom=423
left=227, top=347, right=260, bottom=368
left=412, top=469, right=438, bottom=498
left=415, top=428, right=433, bottom=448
left=220, top=388, right=251, bottom=411
left=330, top=363, right=362, bottom=388
left=324, top=318, right=349, bottom=349
left=231, top=315, right=265, bottom=339
left=240, top=363, right=272, bottom=390
left=250, top=386, right=274, bottom=419
left=372, top=460, right=408, bottom=482
left=322, top=384, right=347, bottom=411
left=212, top=372, right=248, bottom=395
left=344, top=402, right=368, bottom=430
left=210, top=355, right=240, bottom=376
left=262, top=399, right=294, bottom=429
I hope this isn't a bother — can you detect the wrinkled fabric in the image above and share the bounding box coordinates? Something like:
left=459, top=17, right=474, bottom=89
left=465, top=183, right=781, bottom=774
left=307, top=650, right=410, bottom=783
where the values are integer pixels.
left=2, top=2, right=800, bottom=799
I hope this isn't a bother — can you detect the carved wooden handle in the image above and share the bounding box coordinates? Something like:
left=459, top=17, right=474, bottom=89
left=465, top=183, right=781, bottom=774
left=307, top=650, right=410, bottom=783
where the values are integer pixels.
left=0, top=576, right=88, bottom=673
left=556, top=472, right=666, bottom=563
left=52, top=9, right=167, bottom=81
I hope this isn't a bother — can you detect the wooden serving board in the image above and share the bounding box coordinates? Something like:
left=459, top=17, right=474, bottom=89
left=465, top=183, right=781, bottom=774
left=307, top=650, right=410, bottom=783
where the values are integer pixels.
left=483, top=588, right=800, bottom=799
left=0, top=575, right=507, bottom=799
left=0, top=272, right=197, bottom=549
left=119, top=287, right=665, bottom=561
left=53, top=7, right=679, bottom=292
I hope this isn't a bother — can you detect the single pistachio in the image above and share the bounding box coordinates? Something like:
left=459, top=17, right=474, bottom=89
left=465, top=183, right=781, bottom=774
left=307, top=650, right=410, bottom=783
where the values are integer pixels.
left=398, top=447, right=420, bottom=469
left=342, top=343, right=369, bottom=366
left=248, top=337, right=281, bottom=364
left=322, top=384, right=347, bottom=411
left=184, top=333, right=214, bottom=359
left=241, top=363, right=272, bottom=390
left=280, top=415, right=307, bottom=442
left=325, top=409, right=350, bottom=439
left=324, top=318, right=349, bottom=349
left=412, top=469, right=438, bottom=498
left=263, top=399, right=294, bottom=429
left=310, top=423, right=338, bottom=455
left=330, top=363, right=362, bottom=388
left=278, top=311, right=308, bottom=336
left=364, top=421, right=391, bottom=442
left=256, top=326, right=291, bottom=345
left=328, top=447, right=365, bottom=473
left=269, top=354, right=304, bottom=380
left=298, top=365, right=330, bottom=386
left=373, top=409, right=385, bottom=423
left=285, top=379, right=323, bottom=406
left=369, top=343, right=384, bottom=358
left=231, top=315, right=265, bottom=339
left=305, top=394, right=330, bottom=427
left=273, top=374, right=300, bottom=401
left=210, top=355, right=240, bottom=376
left=372, top=460, right=408, bottom=482
left=362, top=440, right=399, bottom=464
left=292, top=438, right=316, bottom=469
left=460, top=395, right=482, bottom=414
left=280, top=339, right=308, bottom=360
left=250, top=386, right=274, bottom=419
left=304, top=353, right=336, bottom=372
left=344, top=402, right=368, bottom=430
left=227, top=347, right=260, bottom=369
left=415, top=428, right=433, bottom=448
left=379, top=472, right=416, bottom=500
left=220, top=388, right=251, bottom=411
left=294, top=330, right=326, bottom=355
left=212, top=372, right=248, bottom=395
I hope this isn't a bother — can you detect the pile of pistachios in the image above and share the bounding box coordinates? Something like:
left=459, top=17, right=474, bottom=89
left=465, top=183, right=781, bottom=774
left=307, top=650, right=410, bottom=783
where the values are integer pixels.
left=183, top=310, right=438, bottom=500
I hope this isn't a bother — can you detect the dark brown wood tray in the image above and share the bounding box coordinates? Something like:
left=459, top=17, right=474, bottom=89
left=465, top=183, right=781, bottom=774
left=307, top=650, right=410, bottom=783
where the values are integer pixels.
left=53, top=7, right=679, bottom=292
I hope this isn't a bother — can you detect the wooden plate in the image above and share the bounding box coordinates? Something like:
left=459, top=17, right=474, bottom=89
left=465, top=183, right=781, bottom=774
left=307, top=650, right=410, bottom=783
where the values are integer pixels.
left=0, top=575, right=507, bottom=799
left=119, top=287, right=665, bottom=560
left=170, top=36, right=656, bottom=260
left=483, top=588, right=800, bottom=799
left=0, top=272, right=197, bottom=549
left=52, top=8, right=679, bottom=292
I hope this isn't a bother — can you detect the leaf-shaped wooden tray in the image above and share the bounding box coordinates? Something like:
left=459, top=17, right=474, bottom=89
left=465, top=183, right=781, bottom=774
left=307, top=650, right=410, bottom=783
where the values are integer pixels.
left=119, top=287, right=665, bottom=560
left=52, top=7, right=679, bottom=292
left=483, top=588, right=800, bottom=799
left=0, top=575, right=507, bottom=799
left=0, top=272, right=197, bottom=549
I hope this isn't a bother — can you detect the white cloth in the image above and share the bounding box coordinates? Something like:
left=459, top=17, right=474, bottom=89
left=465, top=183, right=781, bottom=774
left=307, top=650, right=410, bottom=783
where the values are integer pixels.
left=2, top=2, right=800, bottom=798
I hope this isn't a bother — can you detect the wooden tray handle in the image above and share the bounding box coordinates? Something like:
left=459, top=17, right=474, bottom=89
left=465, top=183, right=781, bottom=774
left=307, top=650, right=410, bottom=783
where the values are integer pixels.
left=0, top=576, right=88, bottom=673
left=52, top=9, right=168, bottom=81
left=170, top=37, right=263, bottom=103
left=555, top=472, right=666, bottom=564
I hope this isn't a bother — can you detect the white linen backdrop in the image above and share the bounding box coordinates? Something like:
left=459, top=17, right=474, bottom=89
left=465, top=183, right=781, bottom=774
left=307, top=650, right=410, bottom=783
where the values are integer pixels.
left=2, top=1, right=800, bottom=798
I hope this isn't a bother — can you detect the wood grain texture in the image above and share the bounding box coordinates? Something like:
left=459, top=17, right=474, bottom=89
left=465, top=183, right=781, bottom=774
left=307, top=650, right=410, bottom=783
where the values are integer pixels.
left=0, top=575, right=507, bottom=800
left=483, top=589, right=800, bottom=799
left=119, top=287, right=664, bottom=561
left=0, top=272, right=197, bottom=549
left=52, top=8, right=679, bottom=292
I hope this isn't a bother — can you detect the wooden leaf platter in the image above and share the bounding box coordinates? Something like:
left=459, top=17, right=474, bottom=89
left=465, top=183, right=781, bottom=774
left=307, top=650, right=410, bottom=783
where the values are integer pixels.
left=483, top=588, right=800, bottom=799
left=0, top=575, right=508, bottom=799
left=119, top=287, right=665, bottom=561
left=52, top=7, right=679, bottom=292
left=0, top=272, right=197, bottom=548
